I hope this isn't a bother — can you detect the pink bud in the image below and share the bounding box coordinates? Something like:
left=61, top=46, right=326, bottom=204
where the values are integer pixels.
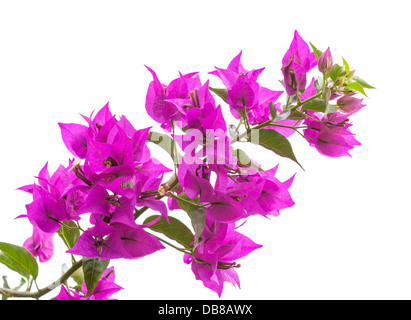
left=318, top=47, right=333, bottom=74
left=337, top=94, right=365, bottom=114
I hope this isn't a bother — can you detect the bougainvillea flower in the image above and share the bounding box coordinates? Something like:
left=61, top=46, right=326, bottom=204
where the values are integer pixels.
left=337, top=93, right=365, bottom=115
left=145, top=66, right=203, bottom=131
left=76, top=185, right=110, bottom=216
left=206, top=191, right=247, bottom=222
left=184, top=217, right=262, bottom=297
left=55, top=266, right=122, bottom=300
left=136, top=158, right=172, bottom=178
left=318, top=47, right=333, bottom=74
left=225, top=164, right=295, bottom=217
left=85, top=125, right=135, bottom=185
left=267, top=77, right=317, bottom=138
left=315, top=132, right=359, bottom=157
left=19, top=160, right=89, bottom=224
left=247, top=87, right=283, bottom=124
left=76, top=183, right=138, bottom=227
left=135, top=169, right=170, bottom=221
left=131, top=127, right=152, bottom=163
left=303, top=111, right=361, bottom=157
left=58, top=122, right=89, bottom=159
left=23, top=226, right=54, bottom=262
left=209, top=51, right=246, bottom=89
left=281, top=30, right=318, bottom=96
left=255, top=178, right=295, bottom=215
left=109, top=195, right=138, bottom=227
left=81, top=102, right=119, bottom=143
left=112, top=223, right=165, bottom=259
left=13, top=35, right=371, bottom=301
left=226, top=69, right=263, bottom=112
left=168, top=80, right=218, bottom=129
left=210, top=51, right=287, bottom=127
left=25, top=186, right=66, bottom=234
left=178, top=163, right=214, bottom=202
left=67, top=217, right=129, bottom=259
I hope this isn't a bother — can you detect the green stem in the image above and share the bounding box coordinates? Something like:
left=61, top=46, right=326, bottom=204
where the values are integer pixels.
left=146, top=231, right=191, bottom=254
left=294, top=109, right=323, bottom=123
left=168, top=193, right=205, bottom=208
left=242, top=106, right=251, bottom=133
left=0, top=260, right=83, bottom=299
left=235, top=118, right=243, bottom=132
left=322, top=73, right=327, bottom=91
left=171, top=120, right=178, bottom=174
left=60, top=221, right=83, bottom=232
left=232, top=90, right=325, bottom=144
left=296, top=92, right=301, bottom=105
left=285, top=95, right=291, bottom=109
left=290, top=92, right=323, bottom=111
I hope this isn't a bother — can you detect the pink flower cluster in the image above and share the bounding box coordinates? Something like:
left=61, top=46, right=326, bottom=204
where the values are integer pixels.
left=16, top=30, right=370, bottom=299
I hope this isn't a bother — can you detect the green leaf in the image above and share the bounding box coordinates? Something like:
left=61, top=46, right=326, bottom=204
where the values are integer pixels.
left=329, top=64, right=343, bottom=82
left=273, top=109, right=291, bottom=122
left=209, top=87, right=228, bottom=103
left=309, top=42, right=323, bottom=60
left=325, top=104, right=339, bottom=114
left=187, top=208, right=207, bottom=250
left=82, top=257, right=110, bottom=297
left=342, top=57, right=350, bottom=76
left=147, top=131, right=182, bottom=163
left=268, top=101, right=277, bottom=119
left=1, top=276, right=10, bottom=300
left=314, top=77, right=324, bottom=92
left=121, top=179, right=135, bottom=189
left=57, top=221, right=80, bottom=249
left=249, top=129, right=303, bottom=170
left=144, top=215, right=194, bottom=250
left=287, top=111, right=306, bottom=121
left=70, top=266, right=84, bottom=287
left=175, top=193, right=199, bottom=214
left=0, top=242, right=38, bottom=280
left=351, top=75, right=375, bottom=89
left=0, top=254, right=26, bottom=278
left=346, top=82, right=368, bottom=97
left=322, top=87, right=331, bottom=105
left=2, top=276, right=9, bottom=300
left=175, top=193, right=207, bottom=250
left=301, top=98, right=327, bottom=112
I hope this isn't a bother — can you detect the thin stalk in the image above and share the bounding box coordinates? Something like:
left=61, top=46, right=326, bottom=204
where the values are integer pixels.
left=294, top=109, right=323, bottom=123
left=171, top=120, right=178, bottom=174
left=146, top=231, right=191, bottom=254
left=168, top=193, right=205, bottom=208
left=0, top=259, right=83, bottom=299
left=322, top=73, right=327, bottom=91
left=290, top=91, right=323, bottom=111
left=235, top=118, right=243, bottom=132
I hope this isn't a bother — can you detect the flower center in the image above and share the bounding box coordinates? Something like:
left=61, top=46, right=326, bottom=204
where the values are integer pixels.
left=103, top=156, right=118, bottom=168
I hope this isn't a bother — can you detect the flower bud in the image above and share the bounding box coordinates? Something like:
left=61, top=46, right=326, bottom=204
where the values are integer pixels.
left=318, top=47, right=333, bottom=74
left=282, top=60, right=298, bottom=95
left=334, top=76, right=346, bottom=87
left=337, top=94, right=365, bottom=114
left=347, top=69, right=356, bottom=79
left=158, top=185, right=166, bottom=196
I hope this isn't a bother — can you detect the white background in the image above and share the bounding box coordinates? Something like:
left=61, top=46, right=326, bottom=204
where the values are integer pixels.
left=0, top=0, right=410, bottom=300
